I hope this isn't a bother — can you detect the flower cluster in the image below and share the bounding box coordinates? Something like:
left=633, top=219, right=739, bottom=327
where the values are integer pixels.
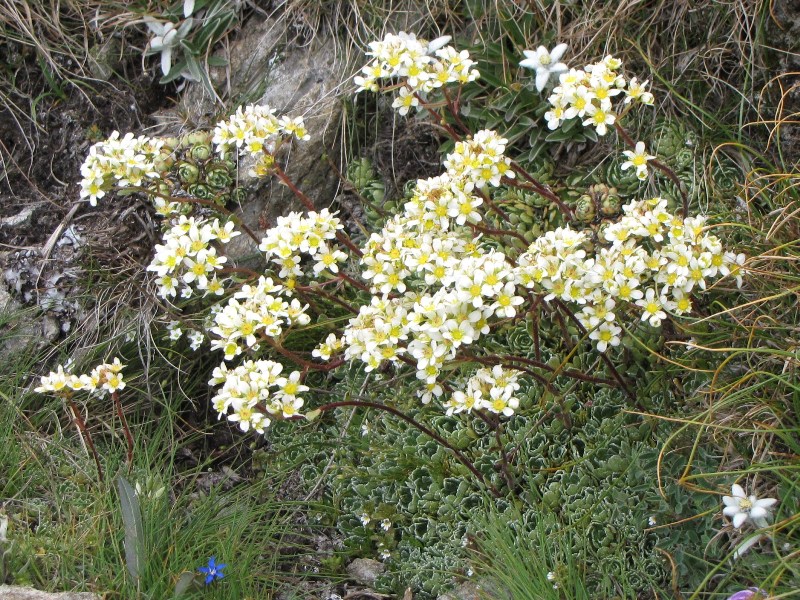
left=444, top=365, right=521, bottom=416
left=354, top=31, right=479, bottom=114
left=256, top=208, right=345, bottom=290
left=212, top=103, right=310, bottom=159
left=146, top=216, right=239, bottom=300
left=209, top=276, right=310, bottom=361
left=35, top=358, right=126, bottom=397
left=312, top=332, right=345, bottom=361
left=517, top=197, right=745, bottom=351
left=79, top=132, right=163, bottom=206
left=208, top=359, right=306, bottom=433
left=331, top=133, right=528, bottom=409
left=544, top=55, right=654, bottom=134
left=443, top=129, right=515, bottom=190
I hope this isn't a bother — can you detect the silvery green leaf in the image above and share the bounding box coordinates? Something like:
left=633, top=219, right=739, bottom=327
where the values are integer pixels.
left=117, top=475, right=144, bottom=582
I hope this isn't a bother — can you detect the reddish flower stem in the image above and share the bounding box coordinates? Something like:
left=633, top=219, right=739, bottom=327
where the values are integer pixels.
left=66, top=398, right=104, bottom=483
left=469, top=222, right=529, bottom=248
left=272, top=163, right=364, bottom=258
left=262, top=337, right=344, bottom=372
left=551, top=299, right=638, bottom=404
left=505, top=164, right=575, bottom=220
left=614, top=122, right=688, bottom=215
left=112, top=391, right=134, bottom=471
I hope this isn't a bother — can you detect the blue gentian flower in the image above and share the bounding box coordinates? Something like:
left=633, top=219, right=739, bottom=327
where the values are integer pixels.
left=198, top=556, right=226, bottom=585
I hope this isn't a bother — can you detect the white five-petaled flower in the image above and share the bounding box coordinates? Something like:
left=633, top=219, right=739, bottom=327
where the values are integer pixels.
left=145, top=18, right=193, bottom=76
left=520, top=44, right=568, bottom=92
left=621, top=141, right=655, bottom=181
left=722, top=483, right=777, bottom=529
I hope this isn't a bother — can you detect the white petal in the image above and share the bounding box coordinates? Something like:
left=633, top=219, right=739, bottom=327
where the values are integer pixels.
left=162, top=27, right=178, bottom=46
left=144, top=17, right=166, bottom=35
left=732, top=512, right=748, bottom=529
left=732, top=533, right=764, bottom=560
left=754, top=497, right=777, bottom=508
left=731, top=484, right=746, bottom=499
left=749, top=506, right=768, bottom=520
left=522, top=49, right=537, bottom=60
left=550, top=43, right=568, bottom=62
left=183, top=0, right=195, bottom=17
left=535, top=69, right=550, bottom=92
left=723, top=506, right=740, bottom=517
left=520, top=57, right=539, bottom=69
left=753, top=516, right=770, bottom=529
left=160, top=47, right=173, bottom=76
left=427, top=35, right=451, bottom=54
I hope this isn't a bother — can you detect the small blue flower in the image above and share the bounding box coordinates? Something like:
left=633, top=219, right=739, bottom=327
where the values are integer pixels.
left=198, top=556, right=226, bottom=585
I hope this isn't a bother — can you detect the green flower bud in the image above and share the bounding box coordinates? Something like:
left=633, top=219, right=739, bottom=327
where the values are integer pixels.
left=176, top=161, right=200, bottom=184
left=187, top=131, right=212, bottom=146
left=187, top=183, right=213, bottom=199
left=206, top=163, right=234, bottom=189
left=574, top=194, right=596, bottom=223
left=231, top=187, right=248, bottom=204
left=190, top=143, right=213, bottom=162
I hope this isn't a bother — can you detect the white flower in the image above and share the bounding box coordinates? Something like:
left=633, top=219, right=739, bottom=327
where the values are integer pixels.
left=722, top=484, right=777, bottom=529
left=621, top=141, right=655, bottom=181
left=145, top=18, right=193, bottom=76
left=520, top=44, right=568, bottom=91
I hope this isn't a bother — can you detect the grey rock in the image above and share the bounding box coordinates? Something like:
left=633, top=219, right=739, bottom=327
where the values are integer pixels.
left=162, top=15, right=348, bottom=263
left=0, top=203, right=41, bottom=229
left=87, top=37, right=121, bottom=81
left=0, top=587, right=100, bottom=600
left=0, top=255, right=39, bottom=355
left=437, top=581, right=482, bottom=600
left=346, top=558, right=385, bottom=587
left=42, top=315, right=61, bottom=342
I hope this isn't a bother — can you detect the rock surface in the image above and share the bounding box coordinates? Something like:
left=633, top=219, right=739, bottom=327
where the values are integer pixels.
left=345, top=558, right=385, bottom=587
left=0, top=587, right=100, bottom=600
left=163, top=15, right=350, bottom=262
left=437, top=579, right=510, bottom=600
